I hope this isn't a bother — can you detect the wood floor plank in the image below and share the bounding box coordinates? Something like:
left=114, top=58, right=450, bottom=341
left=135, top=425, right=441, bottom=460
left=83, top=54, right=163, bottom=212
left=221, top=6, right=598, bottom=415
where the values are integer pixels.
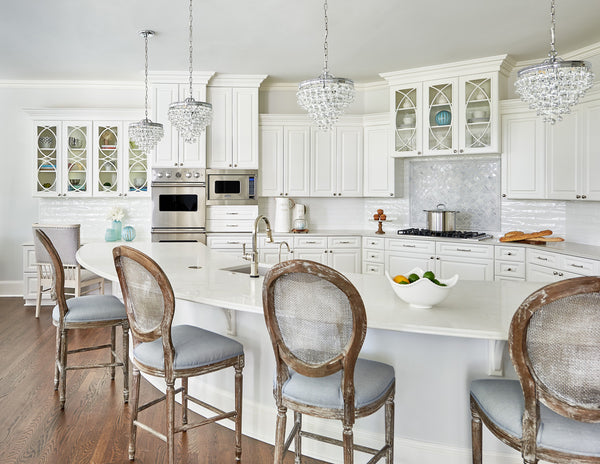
left=0, top=298, right=327, bottom=464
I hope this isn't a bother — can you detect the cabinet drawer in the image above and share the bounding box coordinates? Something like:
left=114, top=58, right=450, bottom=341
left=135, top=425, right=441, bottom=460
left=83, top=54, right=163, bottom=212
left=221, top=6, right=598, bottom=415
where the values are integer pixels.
left=363, top=249, right=384, bottom=263
left=23, top=245, right=38, bottom=272
left=206, top=235, right=252, bottom=248
left=494, top=246, right=525, bottom=262
left=294, top=236, right=327, bottom=248
left=206, top=205, right=259, bottom=220
left=362, top=262, right=384, bottom=275
left=259, top=235, right=293, bottom=249
left=362, top=237, right=385, bottom=250
left=563, top=255, right=598, bottom=275
left=526, top=249, right=559, bottom=268
left=436, top=242, right=493, bottom=259
left=328, top=236, right=361, bottom=248
left=206, top=219, right=255, bottom=233
left=386, top=238, right=435, bottom=254
left=495, top=261, right=525, bottom=278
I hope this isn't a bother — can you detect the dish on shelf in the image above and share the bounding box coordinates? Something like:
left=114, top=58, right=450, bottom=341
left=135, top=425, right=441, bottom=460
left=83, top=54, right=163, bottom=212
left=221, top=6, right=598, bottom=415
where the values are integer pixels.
left=100, top=145, right=117, bottom=150
left=467, top=118, right=489, bottom=124
left=39, top=164, right=56, bottom=170
left=397, top=124, right=415, bottom=130
left=434, top=110, right=452, bottom=126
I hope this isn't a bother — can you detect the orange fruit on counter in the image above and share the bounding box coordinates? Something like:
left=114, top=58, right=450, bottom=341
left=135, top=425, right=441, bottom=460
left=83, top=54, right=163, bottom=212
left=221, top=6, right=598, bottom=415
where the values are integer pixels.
left=393, top=275, right=409, bottom=284
left=373, top=213, right=380, bottom=220
left=379, top=214, right=387, bottom=220
left=377, top=209, right=384, bottom=215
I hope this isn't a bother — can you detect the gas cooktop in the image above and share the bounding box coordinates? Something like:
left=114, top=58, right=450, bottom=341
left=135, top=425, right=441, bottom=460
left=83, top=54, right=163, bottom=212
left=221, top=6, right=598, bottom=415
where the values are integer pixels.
left=397, top=228, right=493, bottom=241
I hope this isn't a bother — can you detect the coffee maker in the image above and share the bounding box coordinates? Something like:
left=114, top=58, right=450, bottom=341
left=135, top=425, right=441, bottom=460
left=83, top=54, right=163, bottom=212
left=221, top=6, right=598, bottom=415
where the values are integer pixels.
left=292, top=204, right=308, bottom=232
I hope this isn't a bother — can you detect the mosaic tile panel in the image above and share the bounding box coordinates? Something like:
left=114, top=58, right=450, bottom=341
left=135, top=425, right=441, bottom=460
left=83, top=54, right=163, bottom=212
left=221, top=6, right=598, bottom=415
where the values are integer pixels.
left=409, top=155, right=501, bottom=232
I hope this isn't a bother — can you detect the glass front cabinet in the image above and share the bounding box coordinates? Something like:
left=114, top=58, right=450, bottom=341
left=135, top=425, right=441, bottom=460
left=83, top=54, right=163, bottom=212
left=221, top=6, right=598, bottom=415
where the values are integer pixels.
left=34, top=116, right=149, bottom=198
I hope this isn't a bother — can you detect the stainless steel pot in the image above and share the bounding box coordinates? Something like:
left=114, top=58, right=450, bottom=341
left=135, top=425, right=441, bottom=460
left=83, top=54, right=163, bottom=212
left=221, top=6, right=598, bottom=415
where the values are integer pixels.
left=424, top=204, right=459, bottom=232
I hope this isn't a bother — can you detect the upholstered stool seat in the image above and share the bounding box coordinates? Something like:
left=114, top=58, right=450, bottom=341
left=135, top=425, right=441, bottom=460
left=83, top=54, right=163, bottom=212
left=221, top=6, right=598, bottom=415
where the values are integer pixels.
left=471, top=378, right=600, bottom=457
left=282, top=358, right=395, bottom=410
left=134, top=324, right=244, bottom=371
left=52, top=295, right=126, bottom=324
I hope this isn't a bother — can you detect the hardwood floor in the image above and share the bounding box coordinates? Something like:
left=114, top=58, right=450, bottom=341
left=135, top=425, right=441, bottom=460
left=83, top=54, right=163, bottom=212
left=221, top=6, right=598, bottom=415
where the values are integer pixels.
left=0, top=298, right=326, bottom=464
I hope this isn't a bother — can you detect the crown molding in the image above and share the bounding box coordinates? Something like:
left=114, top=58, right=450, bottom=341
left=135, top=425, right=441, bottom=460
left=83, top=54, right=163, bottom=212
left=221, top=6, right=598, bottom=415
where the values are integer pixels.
left=148, top=71, right=215, bottom=85
left=208, top=73, right=267, bottom=88
left=24, top=107, right=142, bottom=119
left=514, top=41, right=600, bottom=69
left=0, top=80, right=142, bottom=89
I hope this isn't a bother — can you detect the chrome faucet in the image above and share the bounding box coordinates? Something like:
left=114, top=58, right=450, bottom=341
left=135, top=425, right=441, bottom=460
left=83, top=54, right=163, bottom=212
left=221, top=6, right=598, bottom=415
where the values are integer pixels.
left=277, top=241, right=291, bottom=263
left=243, top=215, right=273, bottom=277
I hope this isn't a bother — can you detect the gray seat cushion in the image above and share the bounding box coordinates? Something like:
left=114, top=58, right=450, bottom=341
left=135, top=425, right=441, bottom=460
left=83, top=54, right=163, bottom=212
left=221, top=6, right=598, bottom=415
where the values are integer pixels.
left=470, top=378, right=600, bottom=457
left=53, top=295, right=126, bottom=324
left=133, top=325, right=244, bottom=371
left=281, top=358, right=395, bottom=410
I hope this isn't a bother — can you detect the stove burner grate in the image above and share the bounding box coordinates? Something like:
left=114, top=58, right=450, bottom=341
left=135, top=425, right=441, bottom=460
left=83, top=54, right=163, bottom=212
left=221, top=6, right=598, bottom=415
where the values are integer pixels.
left=397, top=228, right=492, bottom=240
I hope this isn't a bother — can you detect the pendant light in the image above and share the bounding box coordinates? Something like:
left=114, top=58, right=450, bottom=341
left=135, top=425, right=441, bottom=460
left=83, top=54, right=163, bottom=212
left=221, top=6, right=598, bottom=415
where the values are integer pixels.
left=168, top=0, right=213, bottom=143
left=515, top=0, right=594, bottom=124
left=129, top=30, right=164, bottom=153
left=297, top=0, right=355, bottom=131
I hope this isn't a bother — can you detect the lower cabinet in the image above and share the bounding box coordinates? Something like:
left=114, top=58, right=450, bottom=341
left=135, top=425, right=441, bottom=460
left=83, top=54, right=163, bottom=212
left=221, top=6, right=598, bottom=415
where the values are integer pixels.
left=525, top=248, right=597, bottom=282
left=494, top=245, right=526, bottom=281
left=22, top=244, right=53, bottom=306
left=206, top=234, right=252, bottom=258
left=293, top=236, right=361, bottom=274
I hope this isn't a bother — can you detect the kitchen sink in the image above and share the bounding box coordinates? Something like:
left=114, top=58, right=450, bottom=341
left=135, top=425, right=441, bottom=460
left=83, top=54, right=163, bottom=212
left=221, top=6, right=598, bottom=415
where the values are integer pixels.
left=221, top=263, right=272, bottom=277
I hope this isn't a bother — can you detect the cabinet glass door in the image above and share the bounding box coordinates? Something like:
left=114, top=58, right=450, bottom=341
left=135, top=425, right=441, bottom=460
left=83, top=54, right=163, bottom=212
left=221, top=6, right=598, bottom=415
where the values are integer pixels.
left=394, top=86, right=420, bottom=155
left=127, top=137, right=149, bottom=195
left=36, top=124, right=59, bottom=195
left=463, top=78, right=492, bottom=150
left=96, top=125, right=120, bottom=195
left=425, top=81, right=455, bottom=154
left=65, top=124, right=91, bottom=196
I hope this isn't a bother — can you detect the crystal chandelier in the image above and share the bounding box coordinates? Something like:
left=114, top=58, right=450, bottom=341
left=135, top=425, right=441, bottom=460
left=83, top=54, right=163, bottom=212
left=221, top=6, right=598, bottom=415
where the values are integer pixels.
left=168, top=0, right=212, bottom=143
left=515, top=0, right=594, bottom=124
left=129, top=30, right=164, bottom=153
left=297, top=0, right=355, bottom=131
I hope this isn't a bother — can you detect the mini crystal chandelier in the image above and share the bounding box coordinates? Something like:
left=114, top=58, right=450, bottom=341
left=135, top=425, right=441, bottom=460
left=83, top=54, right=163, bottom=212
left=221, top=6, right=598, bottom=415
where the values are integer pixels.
left=297, top=0, right=355, bottom=131
left=168, top=0, right=212, bottom=143
left=515, top=0, right=594, bottom=124
left=129, top=30, right=164, bottom=153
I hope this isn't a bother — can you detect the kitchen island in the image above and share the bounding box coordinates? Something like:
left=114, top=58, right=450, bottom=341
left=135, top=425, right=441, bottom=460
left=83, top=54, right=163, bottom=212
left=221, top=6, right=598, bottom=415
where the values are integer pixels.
left=77, top=241, right=543, bottom=464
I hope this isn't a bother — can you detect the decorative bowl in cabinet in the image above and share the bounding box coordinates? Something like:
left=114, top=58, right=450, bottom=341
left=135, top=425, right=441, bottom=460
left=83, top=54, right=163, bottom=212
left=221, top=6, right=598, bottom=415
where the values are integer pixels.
left=121, top=226, right=136, bottom=242
left=435, top=110, right=451, bottom=126
left=385, top=268, right=458, bottom=309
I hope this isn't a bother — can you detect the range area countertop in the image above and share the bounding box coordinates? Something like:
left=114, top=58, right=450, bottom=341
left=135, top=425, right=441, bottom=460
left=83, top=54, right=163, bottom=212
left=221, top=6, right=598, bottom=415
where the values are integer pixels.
left=77, top=241, right=546, bottom=341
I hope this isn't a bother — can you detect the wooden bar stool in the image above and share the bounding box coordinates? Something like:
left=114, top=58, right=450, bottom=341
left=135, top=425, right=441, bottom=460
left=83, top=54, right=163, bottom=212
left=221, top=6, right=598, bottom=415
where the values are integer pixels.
left=262, top=259, right=395, bottom=464
left=113, top=245, right=244, bottom=464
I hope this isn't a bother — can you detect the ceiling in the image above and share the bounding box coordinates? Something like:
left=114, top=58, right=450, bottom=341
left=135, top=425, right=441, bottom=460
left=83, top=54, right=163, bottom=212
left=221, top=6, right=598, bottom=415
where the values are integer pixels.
left=2, top=0, right=600, bottom=84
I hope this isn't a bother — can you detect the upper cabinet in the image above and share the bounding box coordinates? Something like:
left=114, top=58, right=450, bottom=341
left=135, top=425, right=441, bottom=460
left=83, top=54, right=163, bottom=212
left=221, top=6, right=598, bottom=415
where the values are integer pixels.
left=30, top=110, right=149, bottom=198
left=363, top=114, right=402, bottom=198
left=382, top=55, right=510, bottom=158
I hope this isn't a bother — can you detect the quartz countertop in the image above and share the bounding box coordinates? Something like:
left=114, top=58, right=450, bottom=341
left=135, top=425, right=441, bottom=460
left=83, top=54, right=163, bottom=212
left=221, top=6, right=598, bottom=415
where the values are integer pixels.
left=77, top=241, right=546, bottom=341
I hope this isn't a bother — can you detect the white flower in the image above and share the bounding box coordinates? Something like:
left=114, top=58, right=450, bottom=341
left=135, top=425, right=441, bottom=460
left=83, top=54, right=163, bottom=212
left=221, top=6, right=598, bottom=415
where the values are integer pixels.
left=107, top=207, right=125, bottom=222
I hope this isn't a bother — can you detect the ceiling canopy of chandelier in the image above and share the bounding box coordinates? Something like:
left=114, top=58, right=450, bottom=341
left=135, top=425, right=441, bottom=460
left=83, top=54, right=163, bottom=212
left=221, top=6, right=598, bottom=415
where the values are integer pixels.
left=168, top=0, right=213, bottom=143
left=297, top=0, right=355, bottom=131
left=129, top=30, right=164, bottom=154
left=514, top=0, right=594, bottom=124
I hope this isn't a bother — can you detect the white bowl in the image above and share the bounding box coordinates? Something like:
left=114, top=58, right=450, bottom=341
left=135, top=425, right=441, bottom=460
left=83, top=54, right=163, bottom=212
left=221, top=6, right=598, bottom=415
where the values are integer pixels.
left=385, top=268, right=458, bottom=309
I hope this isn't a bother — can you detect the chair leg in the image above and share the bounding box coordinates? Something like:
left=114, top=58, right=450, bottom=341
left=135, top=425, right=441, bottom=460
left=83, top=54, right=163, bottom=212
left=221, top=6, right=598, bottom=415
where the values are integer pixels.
left=110, top=326, right=116, bottom=380
left=54, top=326, right=61, bottom=390
left=59, top=329, right=68, bottom=409
left=385, top=393, right=394, bottom=464
left=343, top=423, right=354, bottom=464
left=471, top=403, right=482, bottom=464
left=100, top=279, right=105, bottom=295
left=181, top=377, right=188, bottom=426
left=166, top=381, right=176, bottom=464
left=234, top=362, right=243, bottom=462
left=122, top=324, right=129, bottom=403
left=274, top=405, right=287, bottom=464
left=129, top=367, right=141, bottom=461
left=35, top=283, right=42, bottom=318
left=293, top=411, right=302, bottom=464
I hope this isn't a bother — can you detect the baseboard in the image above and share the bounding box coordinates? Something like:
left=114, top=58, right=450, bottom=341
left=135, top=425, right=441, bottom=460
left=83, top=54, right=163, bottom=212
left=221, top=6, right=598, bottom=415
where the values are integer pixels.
left=141, top=374, right=522, bottom=464
left=0, top=281, right=23, bottom=297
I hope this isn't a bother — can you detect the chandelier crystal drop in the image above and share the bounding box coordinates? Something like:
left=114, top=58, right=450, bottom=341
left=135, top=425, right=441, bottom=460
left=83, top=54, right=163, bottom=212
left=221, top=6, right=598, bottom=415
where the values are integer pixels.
left=168, top=0, right=212, bottom=143
left=297, top=0, right=355, bottom=131
left=514, top=0, right=594, bottom=124
left=129, top=30, right=164, bottom=153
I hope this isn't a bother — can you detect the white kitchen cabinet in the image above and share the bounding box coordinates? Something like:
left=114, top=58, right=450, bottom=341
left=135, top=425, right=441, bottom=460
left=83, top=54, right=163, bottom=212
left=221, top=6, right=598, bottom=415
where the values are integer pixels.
left=150, top=81, right=209, bottom=168
left=207, top=86, right=261, bottom=169
left=311, top=124, right=363, bottom=197
left=259, top=117, right=311, bottom=197
left=500, top=104, right=546, bottom=199
left=385, top=239, right=436, bottom=276
left=22, top=244, right=53, bottom=307
left=362, top=236, right=386, bottom=275
left=292, top=236, right=361, bottom=273
left=363, top=115, right=402, bottom=198
left=206, top=205, right=258, bottom=233
left=526, top=248, right=598, bottom=282
left=494, top=245, right=526, bottom=281
left=206, top=233, right=252, bottom=258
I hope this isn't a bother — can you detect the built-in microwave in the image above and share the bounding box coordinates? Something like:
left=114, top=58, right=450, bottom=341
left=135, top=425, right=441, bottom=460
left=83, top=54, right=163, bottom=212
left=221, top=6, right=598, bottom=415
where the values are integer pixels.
left=206, top=169, right=258, bottom=205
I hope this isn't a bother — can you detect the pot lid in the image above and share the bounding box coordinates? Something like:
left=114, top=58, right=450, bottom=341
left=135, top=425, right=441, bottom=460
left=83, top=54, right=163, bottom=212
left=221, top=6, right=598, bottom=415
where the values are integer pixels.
left=423, top=203, right=459, bottom=213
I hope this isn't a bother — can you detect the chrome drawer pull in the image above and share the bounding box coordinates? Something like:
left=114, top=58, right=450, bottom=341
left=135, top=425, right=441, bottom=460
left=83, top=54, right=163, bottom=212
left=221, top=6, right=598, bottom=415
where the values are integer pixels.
left=306, top=241, right=317, bottom=244
left=570, top=264, right=584, bottom=268
left=537, top=256, right=548, bottom=261
left=226, top=224, right=239, bottom=227
left=226, top=212, right=239, bottom=215
left=456, top=248, right=472, bottom=252
left=339, top=241, right=351, bottom=244
left=402, top=244, right=416, bottom=248
left=226, top=241, right=241, bottom=244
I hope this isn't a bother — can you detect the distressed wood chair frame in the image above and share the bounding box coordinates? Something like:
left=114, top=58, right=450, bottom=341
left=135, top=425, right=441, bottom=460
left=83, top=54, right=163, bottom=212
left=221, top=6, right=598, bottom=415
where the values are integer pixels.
left=263, top=259, right=395, bottom=464
left=470, top=276, right=600, bottom=464
left=35, top=229, right=129, bottom=409
left=33, top=223, right=104, bottom=318
left=113, top=245, right=244, bottom=464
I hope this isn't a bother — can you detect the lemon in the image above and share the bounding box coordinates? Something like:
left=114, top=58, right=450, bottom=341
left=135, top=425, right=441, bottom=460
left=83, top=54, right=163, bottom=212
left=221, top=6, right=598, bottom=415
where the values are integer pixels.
left=393, top=275, right=409, bottom=284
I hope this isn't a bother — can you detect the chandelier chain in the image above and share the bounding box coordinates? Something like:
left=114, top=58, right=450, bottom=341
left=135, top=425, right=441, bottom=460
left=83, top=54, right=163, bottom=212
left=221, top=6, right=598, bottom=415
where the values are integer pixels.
left=144, top=32, right=149, bottom=121
left=323, top=0, right=329, bottom=73
left=188, top=0, right=194, bottom=98
left=549, top=0, right=557, bottom=60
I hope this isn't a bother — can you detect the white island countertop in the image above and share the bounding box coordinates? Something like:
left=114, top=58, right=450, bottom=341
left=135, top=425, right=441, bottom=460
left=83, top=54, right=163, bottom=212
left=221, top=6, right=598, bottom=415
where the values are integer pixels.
left=77, top=241, right=546, bottom=341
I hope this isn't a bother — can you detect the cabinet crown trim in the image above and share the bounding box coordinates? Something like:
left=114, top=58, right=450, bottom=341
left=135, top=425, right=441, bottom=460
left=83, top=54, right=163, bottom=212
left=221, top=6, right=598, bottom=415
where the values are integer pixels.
left=149, top=71, right=215, bottom=84
left=25, top=108, right=141, bottom=119
left=208, top=74, right=267, bottom=88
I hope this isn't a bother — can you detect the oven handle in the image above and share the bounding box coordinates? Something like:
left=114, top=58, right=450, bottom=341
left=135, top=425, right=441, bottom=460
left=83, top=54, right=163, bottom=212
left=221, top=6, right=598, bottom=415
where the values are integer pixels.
left=152, top=228, right=206, bottom=233
left=151, top=182, right=206, bottom=188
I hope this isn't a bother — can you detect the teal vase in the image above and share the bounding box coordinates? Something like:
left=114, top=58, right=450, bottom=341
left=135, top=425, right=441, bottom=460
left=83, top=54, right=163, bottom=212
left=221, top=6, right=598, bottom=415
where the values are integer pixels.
left=112, top=220, right=122, bottom=239
left=121, top=226, right=136, bottom=242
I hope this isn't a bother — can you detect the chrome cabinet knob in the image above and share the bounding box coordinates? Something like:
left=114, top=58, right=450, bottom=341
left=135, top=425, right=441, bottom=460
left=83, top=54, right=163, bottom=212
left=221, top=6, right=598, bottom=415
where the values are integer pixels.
left=576, top=195, right=581, bottom=199
left=582, top=195, right=587, bottom=199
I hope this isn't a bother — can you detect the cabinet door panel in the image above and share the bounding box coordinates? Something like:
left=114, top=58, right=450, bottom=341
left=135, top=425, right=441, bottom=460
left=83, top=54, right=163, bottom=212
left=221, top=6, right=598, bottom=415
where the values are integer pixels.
left=337, top=126, right=363, bottom=196
left=386, top=252, right=433, bottom=277
left=151, top=84, right=180, bottom=167
left=285, top=126, right=311, bottom=196
left=437, top=257, right=493, bottom=281
left=329, top=249, right=361, bottom=274
left=63, top=122, right=92, bottom=197
left=364, top=124, right=396, bottom=197
left=311, top=128, right=335, bottom=196
left=93, top=122, right=122, bottom=197
left=179, top=85, right=207, bottom=168
left=583, top=101, right=600, bottom=200
left=423, top=78, right=458, bottom=155
left=460, top=74, right=497, bottom=154
left=233, top=88, right=259, bottom=169
left=259, top=126, right=284, bottom=196
left=294, top=249, right=327, bottom=264
left=35, top=122, right=61, bottom=197
left=546, top=111, right=579, bottom=200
